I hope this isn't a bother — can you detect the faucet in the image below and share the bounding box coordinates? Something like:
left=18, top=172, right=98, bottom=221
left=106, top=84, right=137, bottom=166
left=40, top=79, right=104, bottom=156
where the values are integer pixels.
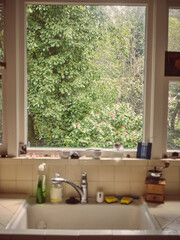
left=51, top=172, right=88, bottom=204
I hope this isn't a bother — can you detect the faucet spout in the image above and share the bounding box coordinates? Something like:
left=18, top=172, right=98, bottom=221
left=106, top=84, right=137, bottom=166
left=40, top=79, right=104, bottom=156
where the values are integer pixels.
left=51, top=172, right=88, bottom=204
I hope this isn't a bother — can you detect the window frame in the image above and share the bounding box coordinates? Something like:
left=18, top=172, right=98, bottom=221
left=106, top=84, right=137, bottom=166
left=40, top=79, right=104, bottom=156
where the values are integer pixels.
left=165, top=2, right=180, bottom=154
left=0, top=0, right=7, bottom=154
left=3, top=0, right=180, bottom=158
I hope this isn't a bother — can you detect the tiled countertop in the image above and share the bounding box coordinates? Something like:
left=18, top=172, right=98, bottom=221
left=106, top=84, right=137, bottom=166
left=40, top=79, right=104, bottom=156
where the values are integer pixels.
left=147, top=195, right=180, bottom=235
left=0, top=194, right=27, bottom=229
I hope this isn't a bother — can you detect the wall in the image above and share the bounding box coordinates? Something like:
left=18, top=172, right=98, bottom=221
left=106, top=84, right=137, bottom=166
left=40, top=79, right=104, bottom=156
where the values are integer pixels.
left=0, top=158, right=179, bottom=198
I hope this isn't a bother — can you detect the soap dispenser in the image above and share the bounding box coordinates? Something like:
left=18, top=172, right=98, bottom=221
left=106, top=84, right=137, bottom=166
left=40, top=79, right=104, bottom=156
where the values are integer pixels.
left=36, top=162, right=46, bottom=204
left=50, top=173, right=63, bottom=203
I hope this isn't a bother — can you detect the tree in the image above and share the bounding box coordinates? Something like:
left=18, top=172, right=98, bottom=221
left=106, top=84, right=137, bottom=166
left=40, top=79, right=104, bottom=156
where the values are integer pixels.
left=27, top=5, right=145, bottom=148
left=167, top=9, right=180, bottom=150
left=27, top=5, right=102, bottom=146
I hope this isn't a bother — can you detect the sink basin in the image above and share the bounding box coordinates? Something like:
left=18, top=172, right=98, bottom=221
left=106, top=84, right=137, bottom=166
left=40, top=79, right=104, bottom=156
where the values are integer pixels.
left=8, top=197, right=159, bottom=231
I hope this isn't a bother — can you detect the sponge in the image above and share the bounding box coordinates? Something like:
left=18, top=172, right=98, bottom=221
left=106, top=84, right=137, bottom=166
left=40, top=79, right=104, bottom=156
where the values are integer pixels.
left=120, top=197, right=133, bottom=204
left=105, top=196, right=118, bottom=203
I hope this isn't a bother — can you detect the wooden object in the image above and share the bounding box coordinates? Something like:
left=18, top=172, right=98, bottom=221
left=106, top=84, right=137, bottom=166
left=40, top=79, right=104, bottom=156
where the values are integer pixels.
left=145, top=177, right=166, bottom=203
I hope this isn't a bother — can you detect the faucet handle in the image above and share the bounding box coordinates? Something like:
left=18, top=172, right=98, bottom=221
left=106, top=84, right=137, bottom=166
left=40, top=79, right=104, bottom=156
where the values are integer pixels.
left=82, top=172, right=87, bottom=177
left=81, top=172, right=87, bottom=184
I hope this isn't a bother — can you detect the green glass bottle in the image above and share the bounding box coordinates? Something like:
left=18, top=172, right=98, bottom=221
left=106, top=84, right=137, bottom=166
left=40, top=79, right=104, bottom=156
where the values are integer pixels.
left=36, top=163, right=46, bottom=204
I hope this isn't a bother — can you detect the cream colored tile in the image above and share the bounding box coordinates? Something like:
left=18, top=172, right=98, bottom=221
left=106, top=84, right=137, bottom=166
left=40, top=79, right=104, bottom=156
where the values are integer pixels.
left=48, top=165, right=66, bottom=180
left=0, top=198, right=26, bottom=213
left=114, top=181, right=130, bottom=195
left=98, top=166, right=114, bottom=181
left=17, top=165, right=33, bottom=181
left=67, top=159, right=80, bottom=166
left=165, top=182, right=180, bottom=195
left=66, top=165, right=81, bottom=181
left=114, top=166, right=130, bottom=181
left=46, top=159, right=67, bottom=165
left=113, top=159, right=126, bottom=166
left=79, top=159, right=101, bottom=166
left=164, top=166, right=179, bottom=182
left=0, top=158, right=21, bottom=165
left=101, top=159, right=115, bottom=165
left=21, top=159, right=35, bottom=165
left=97, top=181, right=114, bottom=195
left=130, top=166, right=147, bottom=181
left=130, top=181, right=146, bottom=196
left=32, top=180, right=37, bottom=197
left=81, top=166, right=98, bottom=181
left=124, top=159, right=148, bottom=166
left=16, top=181, right=33, bottom=195
left=0, top=165, right=17, bottom=180
left=0, top=205, right=14, bottom=227
left=88, top=181, right=98, bottom=198
left=0, top=181, right=16, bottom=193
left=65, top=181, right=80, bottom=198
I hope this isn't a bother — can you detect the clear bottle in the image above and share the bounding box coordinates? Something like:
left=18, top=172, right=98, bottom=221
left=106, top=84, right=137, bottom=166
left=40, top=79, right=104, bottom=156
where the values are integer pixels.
left=36, top=162, right=46, bottom=204
left=114, top=142, right=124, bottom=159
left=50, top=173, right=63, bottom=203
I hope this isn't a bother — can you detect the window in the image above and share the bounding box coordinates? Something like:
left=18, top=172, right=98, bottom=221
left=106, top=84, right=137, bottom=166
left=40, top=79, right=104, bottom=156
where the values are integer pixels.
left=2, top=0, right=180, bottom=157
left=167, top=8, right=180, bottom=151
left=26, top=5, right=146, bottom=149
left=0, top=4, right=4, bottom=145
left=167, top=82, right=180, bottom=150
left=168, top=8, right=180, bottom=52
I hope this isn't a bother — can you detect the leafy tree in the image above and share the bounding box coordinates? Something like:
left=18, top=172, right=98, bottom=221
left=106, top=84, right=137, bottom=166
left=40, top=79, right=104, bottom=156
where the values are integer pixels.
left=167, top=9, right=180, bottom=150
left=64, top=103, right=142, bottom=148
left=27, top=5, right=102, bottom=146
left=27, top=5, right=145, bottom=148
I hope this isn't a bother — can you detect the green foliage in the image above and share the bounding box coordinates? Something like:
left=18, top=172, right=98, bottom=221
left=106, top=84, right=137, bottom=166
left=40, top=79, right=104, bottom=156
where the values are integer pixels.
left=27, top=5, right=145, bottom=148
left=27, top=5, right=102, bottom=146
left=167, top=9, right=180, bottom=150
left=64, top=103, right=142, bottom=148
left=167, top=82, right=180, bottom=150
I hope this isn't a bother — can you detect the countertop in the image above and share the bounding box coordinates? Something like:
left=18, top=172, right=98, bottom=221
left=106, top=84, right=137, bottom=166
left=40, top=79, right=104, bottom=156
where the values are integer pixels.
left=147, top=195, right=180, bottom=235
left=0, top=194, right=27, bottom=229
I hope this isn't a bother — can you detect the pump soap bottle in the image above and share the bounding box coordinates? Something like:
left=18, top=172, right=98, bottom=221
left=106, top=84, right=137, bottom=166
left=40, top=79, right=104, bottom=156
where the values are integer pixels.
left=36, top=162, right=46, bottom=204
left=50, top=173, right=63, bottom=203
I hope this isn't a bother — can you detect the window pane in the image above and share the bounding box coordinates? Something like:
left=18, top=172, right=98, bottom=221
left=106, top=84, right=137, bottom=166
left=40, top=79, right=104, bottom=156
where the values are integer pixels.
left=26, top=5, right=146, bottom=148
left=0, top=5, right=4, bottom=66
left=167, top=82, right=180, bottom=150
left=0, top=74, right=2, bottom=144
left=0, top=5, right=3, bottom=144
left=168, top=8, right=180, bottom=51
left=167, top=9, right=180, bottom=150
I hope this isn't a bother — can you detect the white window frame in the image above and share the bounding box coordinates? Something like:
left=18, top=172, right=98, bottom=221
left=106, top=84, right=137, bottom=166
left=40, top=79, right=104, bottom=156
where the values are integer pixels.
left=3, top=0, right=180, bottom=158
left=0, top=0, right=7, bottom=155
left=164, top=2, right=180, bottom=154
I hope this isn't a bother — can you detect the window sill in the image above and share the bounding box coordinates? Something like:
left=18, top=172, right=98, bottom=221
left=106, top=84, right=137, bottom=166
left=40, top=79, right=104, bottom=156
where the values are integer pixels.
left=0, top=156, right=178, bottom=167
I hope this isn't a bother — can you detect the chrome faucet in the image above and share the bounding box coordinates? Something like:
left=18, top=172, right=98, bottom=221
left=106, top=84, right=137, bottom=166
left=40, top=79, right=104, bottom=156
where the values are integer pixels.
left=51, top=172, right=88, bottom=204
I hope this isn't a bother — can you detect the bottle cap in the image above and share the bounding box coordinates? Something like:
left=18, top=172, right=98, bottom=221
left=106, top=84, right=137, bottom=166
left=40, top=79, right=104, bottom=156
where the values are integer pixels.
left=55, top=173, right=60, bottom=177
left=38, top=163, right=46, bottom=171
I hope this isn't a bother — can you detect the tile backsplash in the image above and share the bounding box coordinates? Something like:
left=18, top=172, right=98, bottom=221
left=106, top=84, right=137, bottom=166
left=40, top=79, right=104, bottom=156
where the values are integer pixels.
left=0, top=158, right=179, bottom=198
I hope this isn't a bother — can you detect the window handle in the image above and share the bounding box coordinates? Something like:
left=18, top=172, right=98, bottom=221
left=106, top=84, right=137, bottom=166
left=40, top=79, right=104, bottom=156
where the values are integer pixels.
left=0, top=62, right=6, bottom=68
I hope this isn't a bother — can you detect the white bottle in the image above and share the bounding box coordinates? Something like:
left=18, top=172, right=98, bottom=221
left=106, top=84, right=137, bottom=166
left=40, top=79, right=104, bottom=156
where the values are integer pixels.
left=50, top=173, right=62, bottom=203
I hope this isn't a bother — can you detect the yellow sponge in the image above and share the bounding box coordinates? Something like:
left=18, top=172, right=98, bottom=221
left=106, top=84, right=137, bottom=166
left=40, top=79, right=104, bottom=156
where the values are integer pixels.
left=105, top=196, right=118, bottom=203
left=120, top=197, right=133, bottom=204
